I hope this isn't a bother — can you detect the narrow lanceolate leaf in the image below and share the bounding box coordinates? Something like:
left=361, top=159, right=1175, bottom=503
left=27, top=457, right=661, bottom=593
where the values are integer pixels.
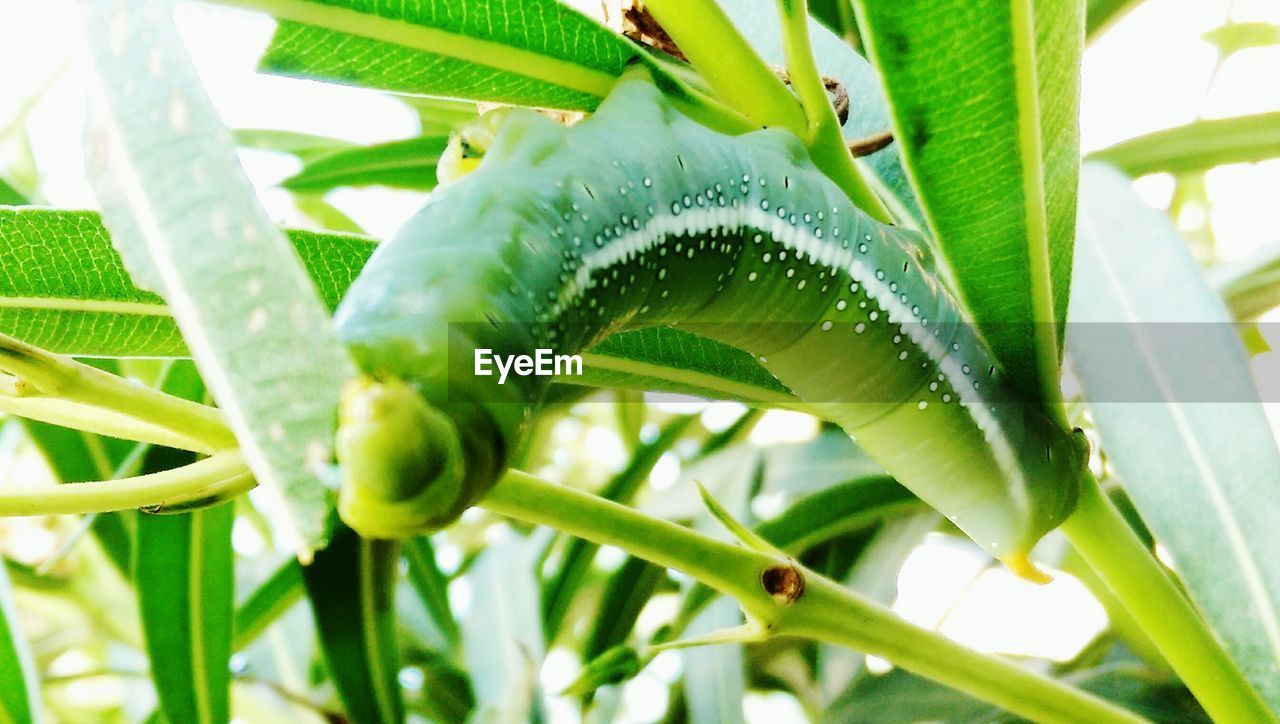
left=851, top=0, right=1083, bottom=406
left=1202, top=22, right=1280, bottom=58
left=281, top=136, right=449, bottom=192
left=0, top=558, right=40, bottom=724
left=1090, top=112, right=1280, bottom=177
left=232, top=558, right=304, bottom=651
left=80, top=0, right=360, bottom=555
left=244, top=0, right=632, bottom=111
left=134, top=362, right=234, bottom=724
left=0, top=208, right=375, bottom=357
left=302, top=526, right=403, bottom=724
left=136, top=502, right=235, bottom=724
left=1069, top=163, right=1280, bottom=710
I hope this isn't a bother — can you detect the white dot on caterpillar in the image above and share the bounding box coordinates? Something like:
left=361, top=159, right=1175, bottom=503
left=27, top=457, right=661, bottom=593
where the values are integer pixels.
left=898, top=350, right=908, bottom=361
left=797, top=279, right=806, bottom=290
left=643, top=177, right=652, bottom=187
left=836, top=299, right=847, bottom=311
left=761, top=200, right=770, bottom=211
left=854, top=323, right=866, bottom=334
left=821, top=320, right=833, bottom=331
left=859, top=243, right=868, bottom=253
left=869, top=311, right=879, bottom=321
left=943, top=393, right=953, bottom=403
left=875, top=270, right=885, bottom=280
left=686, top=248, right=694, bottom=258
left=814, top=228, right=823, bottom=238
left=929, top=381, right=939, bottom=392
left=893, top=334, right=902, bottom=344
left=748, top=271, right=758, bottom=282
left=658, top=268, right=667, bottom=280
left=962, top=364, right=971, bottom=374
left=918, top=400, right=928, bottom=410
left=786, top=269, right=795, bottom=278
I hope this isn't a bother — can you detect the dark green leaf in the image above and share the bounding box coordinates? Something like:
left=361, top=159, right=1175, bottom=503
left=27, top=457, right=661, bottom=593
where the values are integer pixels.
left=281, top=136, right=449, bottom=192
left=134, top=362, right=234, bottom=724
left=302, top=526, right=404, bottom=724
left=851, top=0, right=1083, bottom=404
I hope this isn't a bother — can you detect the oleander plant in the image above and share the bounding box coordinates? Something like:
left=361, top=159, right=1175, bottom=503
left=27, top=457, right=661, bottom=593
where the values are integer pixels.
left=0, top=0, right=1278, bottom=721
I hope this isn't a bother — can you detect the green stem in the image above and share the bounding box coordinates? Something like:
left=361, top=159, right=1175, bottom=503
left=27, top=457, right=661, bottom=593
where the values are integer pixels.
left=0, top=392, right=214, bottom=454
left=482, top=469, right=1143, bottom=723
left=774, top=0, right=891, bottom=222
left=1060, top=472, right=1276, bottom=723
left=0, top=450, right=251, bottom=516
left=0, top=334, right=235, bottom=451
left=641, top=0, right=808, bottom=133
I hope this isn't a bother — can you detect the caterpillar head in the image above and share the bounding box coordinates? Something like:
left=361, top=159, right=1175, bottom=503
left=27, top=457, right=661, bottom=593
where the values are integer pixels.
left=335, top=375, right=468, bottom=539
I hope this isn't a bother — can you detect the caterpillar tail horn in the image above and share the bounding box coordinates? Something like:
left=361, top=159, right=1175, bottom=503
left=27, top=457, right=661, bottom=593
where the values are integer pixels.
left=335, top=375, right=467, bottom=540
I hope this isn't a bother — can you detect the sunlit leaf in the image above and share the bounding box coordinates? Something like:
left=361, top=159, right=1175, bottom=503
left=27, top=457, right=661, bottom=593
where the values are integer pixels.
left=81, top=0, right=359, bottom=556
left=1069, top=162, right=1280, bottom=709
left=1090, top=112, right=1280, bottom=177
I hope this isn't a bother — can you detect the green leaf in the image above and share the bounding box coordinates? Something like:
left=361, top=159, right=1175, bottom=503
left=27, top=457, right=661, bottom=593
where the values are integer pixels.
left=1090, top=112, right=1280, bottom=177
left=281, top=136, right=448, bottom=192
left=574, top=328, right=796, bottom=404
left=136, top=502, right=235, bottom=724
left=542, top=414, right=695, bottom=641
left=134, top=362, right=234, bottom=724
left=0, top=209, right=376, bottom=357
left=232, top=558, right=303, bottom=651
left=233, top=128, right=355, bottom=161
left=826, top=661, right=1205, bottom=723
left=1069, top=162, right=1280, bottom=710
left=1086, top=0, right=1143, bottom=39
left=851, top=0, right=1083, bottom=406
left=582, top=557, right=665, bottom=664
left=0, top=557, right=40, bottom=724
left=81, top=0, right=360, bottom=556
left=0, top=176, right=28, bottom=205
left=249, top=0, right=631, bottom=110
left=462, top=535, right=545, bottom=721
left=302, top=526, right=404, bottom=724
left=1202, top=22, right=1280, bottom=58
left=402, top=537, right=459, bottom=650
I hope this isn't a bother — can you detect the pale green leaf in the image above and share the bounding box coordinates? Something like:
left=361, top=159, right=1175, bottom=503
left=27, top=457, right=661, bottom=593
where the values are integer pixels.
left=1090, top=112, right=1280, bottom=177
left=1069, top=162, right=1280, bottom=709
left=81, top=0, right=360, bottom=556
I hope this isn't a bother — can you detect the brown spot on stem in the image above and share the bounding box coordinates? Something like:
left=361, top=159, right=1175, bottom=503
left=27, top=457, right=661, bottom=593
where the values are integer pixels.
left=761, top=564, right=805, bottom=605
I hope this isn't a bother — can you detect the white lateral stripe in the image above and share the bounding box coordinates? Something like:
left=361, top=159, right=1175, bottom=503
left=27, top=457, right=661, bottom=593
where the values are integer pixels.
left=547, top=205, right=1028, bottom=511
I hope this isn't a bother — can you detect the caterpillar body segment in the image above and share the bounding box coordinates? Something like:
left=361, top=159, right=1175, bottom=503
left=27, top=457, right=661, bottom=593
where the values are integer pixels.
left=334, top=79, right=1084, bottom=566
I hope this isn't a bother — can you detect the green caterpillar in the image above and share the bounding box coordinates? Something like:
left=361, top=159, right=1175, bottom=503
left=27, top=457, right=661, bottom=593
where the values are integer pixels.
left=333, top=77, right=1084, bottom=574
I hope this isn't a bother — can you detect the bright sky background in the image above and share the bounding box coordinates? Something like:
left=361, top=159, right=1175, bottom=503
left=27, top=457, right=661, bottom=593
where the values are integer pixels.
left=1, top=0, right=1278, bottom=721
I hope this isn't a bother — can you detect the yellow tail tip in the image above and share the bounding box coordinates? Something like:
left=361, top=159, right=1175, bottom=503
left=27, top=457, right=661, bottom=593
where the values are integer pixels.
left=1001, top=554, right=1053, bottom=585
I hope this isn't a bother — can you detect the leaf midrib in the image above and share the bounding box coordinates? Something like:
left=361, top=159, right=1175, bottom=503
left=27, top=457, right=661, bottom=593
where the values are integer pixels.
left=220, top=0, right=617, bottom=99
